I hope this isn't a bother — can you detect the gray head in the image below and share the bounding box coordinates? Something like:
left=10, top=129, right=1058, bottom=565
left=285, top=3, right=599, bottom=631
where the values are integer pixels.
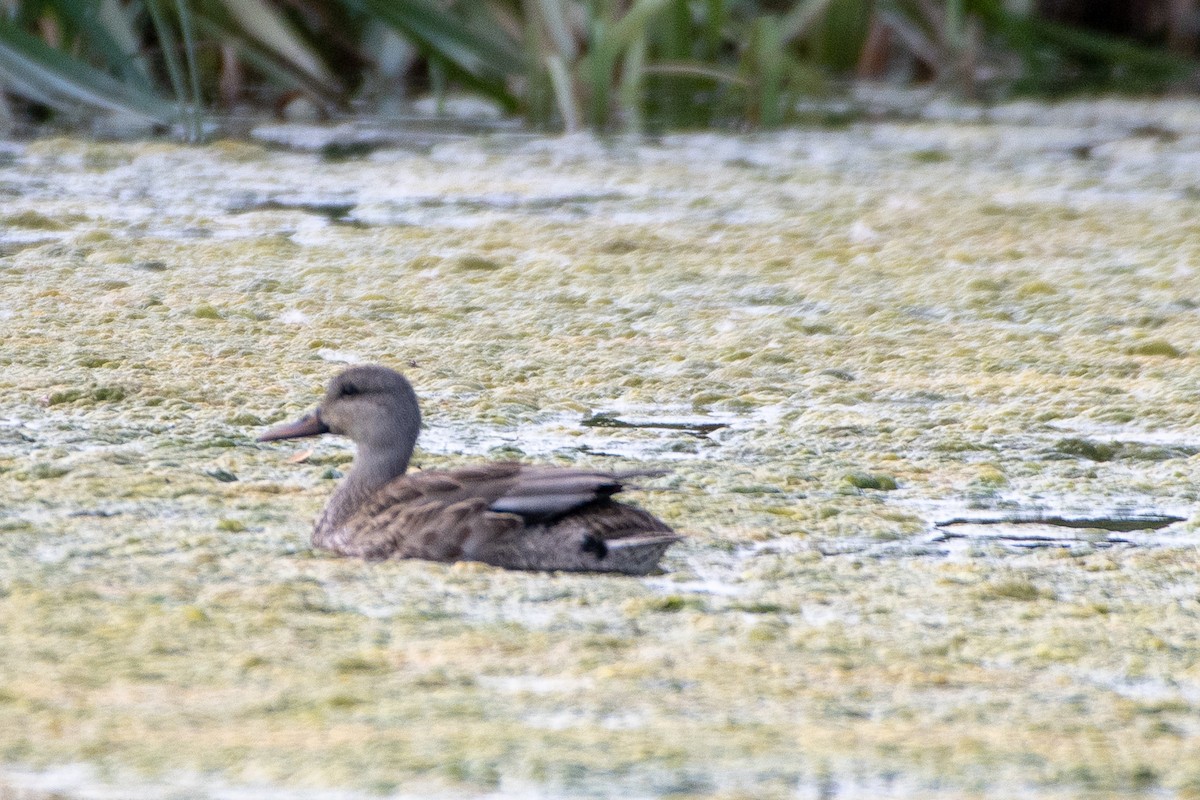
left=258, top=365, right=422, bottom=467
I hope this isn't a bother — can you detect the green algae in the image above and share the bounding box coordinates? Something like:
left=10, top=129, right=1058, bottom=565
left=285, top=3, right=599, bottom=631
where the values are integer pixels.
left=17, top=463, right=71, bottom=481
left=978, top=577, right=1054, bottom=602
left=1127, top=339, right=1184, bottom=358
left=3, top=112, right=1200, bottom=798
left=44, top=389, right=84, bottom=406
left=192, top=305, right=225, bottom=320
left=1054, top=438, right=1197, bottom=463
left=1055, top=437, right=1119, bottom=462
left=2, top=211, right=70, bottom=230
left=843, top=472, right=898, bottom=491
left=456, top=254, right=504, bottom=271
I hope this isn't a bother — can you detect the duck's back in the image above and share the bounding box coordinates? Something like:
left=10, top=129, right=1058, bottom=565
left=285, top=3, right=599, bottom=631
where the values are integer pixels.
left=313, top=463, right=679, bottom=574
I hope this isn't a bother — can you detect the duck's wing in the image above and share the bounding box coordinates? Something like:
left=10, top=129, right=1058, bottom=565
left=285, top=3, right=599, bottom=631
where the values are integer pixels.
left=361, top=463, right=661, bottom=520
left=487, top=466, right=666, bottom=521
left=338, top=464, right=676, bottom=571
left=470, top=466, right=678, bottom=573
left=332, top=463, right=524, bottom=561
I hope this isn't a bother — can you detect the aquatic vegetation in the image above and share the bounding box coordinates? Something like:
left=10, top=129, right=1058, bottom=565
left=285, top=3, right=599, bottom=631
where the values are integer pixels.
left=1055, top=437, right=1118, bottom=462
left=843, top=472, right=898, bottom=491
left=978, top=577, right=1053, bottom=602
left=0, top=1, right=1195, bottom=134
left=1127, top=339, right=1184, bottom=358
left=4, top=103, right=1200, bottom=797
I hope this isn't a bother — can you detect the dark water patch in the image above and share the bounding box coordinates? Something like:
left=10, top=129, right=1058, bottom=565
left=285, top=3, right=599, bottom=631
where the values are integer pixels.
left=412, top=191, right=628, bottom=212
left=318, top=141, right=380, bottom=161
left=229, top=199, right=360, bottom=226
left=0, top=239, right=56, bottom=258
left=205, top=468, right=238, bottom=483
left=133, top=260, right=169, bottom=272
left=1051, top=437, right=1198, bottom=462
left=936, top=513, right=1183, bottom=534
left=249, top=118, right=516, bottom=154
left=581, top=413, right=728, bottom=437
left=1129, top=124, right=1181, bottom=143
left=930, top=512, right=1186, bottom=550
left=67, top=509, right=123, bottom=518
left=598, top=238, right=645, bottom=254
left=1, top=211, right=68, bottom=231
left=231, top=192, right=631, bottom=229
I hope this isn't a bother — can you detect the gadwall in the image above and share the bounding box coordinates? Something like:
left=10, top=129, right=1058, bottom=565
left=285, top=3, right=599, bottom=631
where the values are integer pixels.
left=258, top=365, right=681, bottom=574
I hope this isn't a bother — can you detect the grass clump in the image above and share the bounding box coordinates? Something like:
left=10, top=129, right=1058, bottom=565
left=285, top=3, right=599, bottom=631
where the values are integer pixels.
left=1016, top=280, right=1057, bottom=297
left=1055, top=438, right=1117, bottom=462
left=843, top=472, right=898, bottom=491
left=1055, top=439, right=1196, bottom=463
left=46, top=389, right=84, bottom=406
left=456, top=255, right=503, bottom=271
left=979, top=578, right=1054, bottom=602
left=192, top=305, right=224, bottom=320
left=2, top=211, right=67, bottom=230
left=1127, top=340, right=1183, bottom=358
left=973, top=466, right=1008, bottom=487
left=334, top=655, right=389, bottom=675
left=626, top=595, right=706, bottom=614
left=22, top=463, right=71, bottom=480
left=91, top=386, right=126, bottom=402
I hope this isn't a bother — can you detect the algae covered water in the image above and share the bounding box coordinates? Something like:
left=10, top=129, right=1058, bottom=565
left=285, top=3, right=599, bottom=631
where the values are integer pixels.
left=2, top=98, right=1200, bottom=798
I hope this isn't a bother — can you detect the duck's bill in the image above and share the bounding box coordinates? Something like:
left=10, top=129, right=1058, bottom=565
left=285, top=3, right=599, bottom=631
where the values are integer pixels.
left=257, top=410, right=330, bottom=442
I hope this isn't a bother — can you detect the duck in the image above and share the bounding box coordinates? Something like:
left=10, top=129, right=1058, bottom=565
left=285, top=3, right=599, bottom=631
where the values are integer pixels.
left=258, top=365, right=681, bottom=574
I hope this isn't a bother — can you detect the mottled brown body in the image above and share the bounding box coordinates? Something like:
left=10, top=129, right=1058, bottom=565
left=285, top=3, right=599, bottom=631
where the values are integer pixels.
left=260, top=366, right=680, bottom=574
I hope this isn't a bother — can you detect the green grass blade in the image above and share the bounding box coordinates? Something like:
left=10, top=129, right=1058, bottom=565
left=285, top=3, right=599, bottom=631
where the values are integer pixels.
left=618, top=33, right=645, bottom=133
left=346, top=0, right=522, bottom=80
left=701, top=0, right=725, bottom=60
left=535, top=0, right=577, bottom=61
left=779, top=0, right=835, bottom=43
left=191, top=15, right=340, bottom=105
left=545, top=52, right=580, bottom=131
left=173, top=0, right=204, bottom=141
left=144, top=0, right=190, bottom=118
left=215, top=0, right=338, bottom=91
left=583, top=17, right=610, bottom=127
left=340, top=0, right=520, bottom=108
left=652, top=0, right=692, bottom=126
left=972, top=0, right=1196, bottom=90
left=0, top=16, right=175, bottom=121
left=519, top=0, right=555, bottom=127
left=644, top=61, right=746, bottom=85
left=945, top=0, right=964, bottom=45
left=51, top=0, right=156, bottom=91
left=752, top=15, right=784, bottom=126
left=583, top=0, right=668, bottom=127
left=811, top=0, right=874, bottom=71
left=598, top=0, right=670, bottom=61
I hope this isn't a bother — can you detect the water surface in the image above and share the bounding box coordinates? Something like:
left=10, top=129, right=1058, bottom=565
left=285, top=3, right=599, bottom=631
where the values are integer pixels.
left=3, top=98, right=1200, bottom=798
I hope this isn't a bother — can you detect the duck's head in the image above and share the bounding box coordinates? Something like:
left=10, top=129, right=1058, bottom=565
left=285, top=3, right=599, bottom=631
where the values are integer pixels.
left=258, top=365, right=422, bottom=456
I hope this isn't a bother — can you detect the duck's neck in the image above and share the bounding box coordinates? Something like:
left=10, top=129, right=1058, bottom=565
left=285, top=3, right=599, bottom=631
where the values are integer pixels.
left=317, top=443, right=413, bottom=537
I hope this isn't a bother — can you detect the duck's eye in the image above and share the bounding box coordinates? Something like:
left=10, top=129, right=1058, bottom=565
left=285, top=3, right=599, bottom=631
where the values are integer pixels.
left=341, top=383, right=360, bottom=397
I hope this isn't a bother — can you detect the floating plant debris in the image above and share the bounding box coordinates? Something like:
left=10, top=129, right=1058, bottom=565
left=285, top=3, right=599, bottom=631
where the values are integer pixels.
left=929, top=512, right=1187, bottom=549
left=934, top=513, right=1185, bottom=533
left=229, top=199, right=359, bottom=224
left=581, top=413, right=729, bottom=437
